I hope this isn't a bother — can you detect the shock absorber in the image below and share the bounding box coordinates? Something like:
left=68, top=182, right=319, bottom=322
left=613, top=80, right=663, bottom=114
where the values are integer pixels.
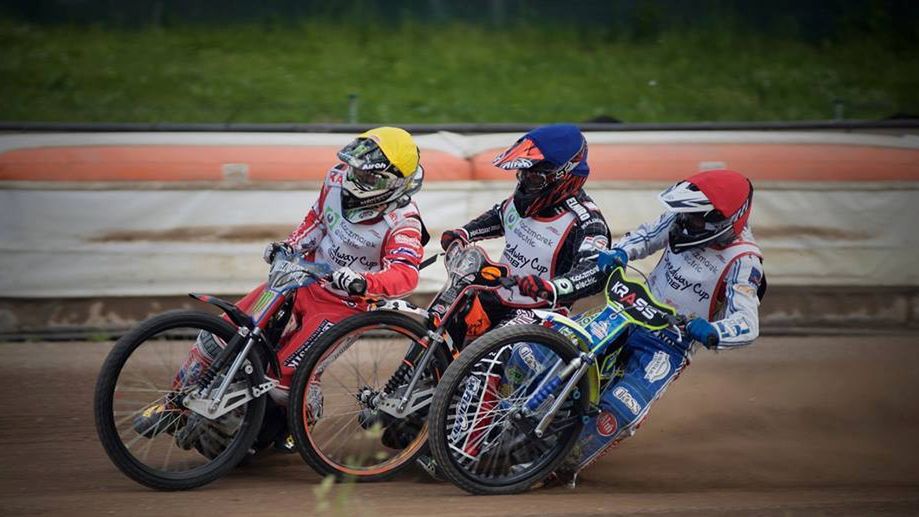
left=526, top=376, right=561, bottom=412
left=383, top=363, right=413, bottom=395
left=196, top=330, right=248, bottom=393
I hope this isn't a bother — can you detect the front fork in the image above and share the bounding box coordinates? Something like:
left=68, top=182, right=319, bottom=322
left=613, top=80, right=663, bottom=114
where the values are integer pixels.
left=373, top=328, right=445, bottom=419
left=184, top=326, right=278, bottom=420
left=522, top=351, right=595, bottom=438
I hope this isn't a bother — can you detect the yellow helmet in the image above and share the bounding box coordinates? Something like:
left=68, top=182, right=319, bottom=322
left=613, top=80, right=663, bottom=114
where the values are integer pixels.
left=336, top=126, right=423, bottom=222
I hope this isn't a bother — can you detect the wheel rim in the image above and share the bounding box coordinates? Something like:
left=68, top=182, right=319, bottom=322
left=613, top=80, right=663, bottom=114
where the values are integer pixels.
left=302, top=323, right=436, bottom=476
left=441, top=340, right=582, bottom=486
left=108, top=326, right=251, bottom=477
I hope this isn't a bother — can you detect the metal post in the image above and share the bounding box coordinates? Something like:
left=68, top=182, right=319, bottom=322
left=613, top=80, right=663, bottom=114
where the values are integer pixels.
left=348, top=93, right=359, bottom=123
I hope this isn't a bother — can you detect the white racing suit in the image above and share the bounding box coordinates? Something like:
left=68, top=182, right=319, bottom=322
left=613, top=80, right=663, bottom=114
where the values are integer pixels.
left=509, top=212, right=766, bottom=474
left=175, top=165, right=426, bottom=452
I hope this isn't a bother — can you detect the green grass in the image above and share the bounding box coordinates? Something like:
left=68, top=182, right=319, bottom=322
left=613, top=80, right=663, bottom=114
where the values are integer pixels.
left=1, top=20, right=917, bottom=123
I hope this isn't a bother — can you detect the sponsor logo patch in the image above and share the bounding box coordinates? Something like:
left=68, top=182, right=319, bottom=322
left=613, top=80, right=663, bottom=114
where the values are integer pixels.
left=612, top=386, right=641, bottom=416
left=748, top=267, right=763, bottom=287
left=518, top=345, right=541, bottom=372
left=555, top=278, right=574, bottom=295
left=506, top=366, right=526, bottom=384
left=644, top=351, right=671, bottom=383
left=450, top=375, right=481, bottom=443
left=589, top=319, right=610, bottom=340
left=283, top=320, right=335, bottom=369
left=734, top=284, right=756, bottom=297
left=565, top=197, right=591, bottom=222
left=596, top=411, right=618, bottom=437
left=393, top=233, right=419, bottom=245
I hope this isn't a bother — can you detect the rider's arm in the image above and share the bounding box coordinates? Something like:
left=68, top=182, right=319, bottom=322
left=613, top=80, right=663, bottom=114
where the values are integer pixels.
left=460, top=201, right=507, bottom=242
left=710, top=255, right=765, bottom=349
left=285, top=174, right=334, bottom=253
left=362, top=217, right=425, bottom=298
left=613, top=212, right=676, bottom=261
left=550, top=200, right=612, bottom=306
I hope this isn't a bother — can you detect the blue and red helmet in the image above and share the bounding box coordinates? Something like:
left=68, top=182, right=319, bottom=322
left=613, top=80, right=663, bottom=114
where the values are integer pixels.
left=493, top=124, right=589, bottom=217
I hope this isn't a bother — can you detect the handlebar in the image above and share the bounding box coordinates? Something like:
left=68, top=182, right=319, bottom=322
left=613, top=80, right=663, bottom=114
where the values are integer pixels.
left=498, top=276, right=518, bottom=289
left=663, top=313, right=718, bottom=349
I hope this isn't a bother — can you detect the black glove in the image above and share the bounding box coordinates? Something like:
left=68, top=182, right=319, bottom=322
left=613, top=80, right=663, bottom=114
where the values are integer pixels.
left=330, top=267, right=368, bottom=296
left=263, top=241, right=293, bottom=264
left=440, top=228, right=469, bottom=251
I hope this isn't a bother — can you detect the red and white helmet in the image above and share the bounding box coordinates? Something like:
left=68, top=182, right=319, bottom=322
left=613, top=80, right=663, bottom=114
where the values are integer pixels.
left=658, top=169, right=753, bottom=253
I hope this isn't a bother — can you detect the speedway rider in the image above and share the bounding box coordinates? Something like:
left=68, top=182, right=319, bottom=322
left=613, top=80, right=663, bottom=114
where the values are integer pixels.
left=134, top=127, right=429, bottom=449
left=439, top=124, right=611, bottom=334
left=550, top=168, right=767, bottom=481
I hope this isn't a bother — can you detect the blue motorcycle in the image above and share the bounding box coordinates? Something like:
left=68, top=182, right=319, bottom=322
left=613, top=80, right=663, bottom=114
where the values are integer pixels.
left=427, top=265, right=708, bottom=494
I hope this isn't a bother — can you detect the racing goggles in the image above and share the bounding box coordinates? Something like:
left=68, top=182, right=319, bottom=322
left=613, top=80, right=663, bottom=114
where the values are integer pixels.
left=515, top=162, right=565, bottom=192
left=676, top=210, right=728, bottom=233
left=347, top=165, right=406, bottom=192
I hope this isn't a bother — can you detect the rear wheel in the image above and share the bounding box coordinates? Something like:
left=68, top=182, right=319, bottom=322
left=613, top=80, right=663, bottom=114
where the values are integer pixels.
left=289, top=310, right=448, bottom=481
left=428, top=324, right=589, bottom=495
left=94, top=310, right=267, bottom=490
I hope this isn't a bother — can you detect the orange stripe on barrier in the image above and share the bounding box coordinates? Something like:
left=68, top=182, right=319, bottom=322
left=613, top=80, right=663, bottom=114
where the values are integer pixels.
left=473, top=144, right=919, bottom=181
left=2, top=143, right=917, bottom=182
left=0, top=146, right=472, bottom=182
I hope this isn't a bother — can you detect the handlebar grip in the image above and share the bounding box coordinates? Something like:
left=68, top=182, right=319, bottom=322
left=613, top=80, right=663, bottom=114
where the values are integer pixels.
left=349, top=277, right=368, bottom=296
left=666, top=314, right=688, bottom=326
left=705, top=334, right=719, bottom=349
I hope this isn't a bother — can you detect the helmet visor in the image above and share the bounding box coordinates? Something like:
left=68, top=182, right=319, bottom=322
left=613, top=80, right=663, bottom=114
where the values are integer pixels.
left=675, top=210, right=729, bottom=238
left=346, top=166, right=406, bottom=192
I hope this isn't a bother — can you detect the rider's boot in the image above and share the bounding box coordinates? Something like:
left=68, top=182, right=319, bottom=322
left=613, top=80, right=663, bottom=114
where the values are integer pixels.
left=132, top=400, right=182, bottom=438
left=173, top=331, right=223, bottom=389
left=381, top=418, right=422, bottom=449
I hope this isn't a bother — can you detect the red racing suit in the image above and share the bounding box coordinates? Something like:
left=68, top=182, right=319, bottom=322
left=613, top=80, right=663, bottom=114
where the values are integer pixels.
left=233, top=165, right=426, bottom=393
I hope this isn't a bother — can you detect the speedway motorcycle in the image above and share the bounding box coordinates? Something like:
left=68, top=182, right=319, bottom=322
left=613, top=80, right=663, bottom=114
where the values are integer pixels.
left=94, top=247, right=335, bottom=490
left=286, top=240, right=542, bottom=481
left=427, top=265, right=714, bottom=494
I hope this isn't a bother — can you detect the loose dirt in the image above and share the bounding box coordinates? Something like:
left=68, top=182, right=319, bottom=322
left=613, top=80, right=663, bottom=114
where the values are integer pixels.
left=1, top=335, right=918, bottom=516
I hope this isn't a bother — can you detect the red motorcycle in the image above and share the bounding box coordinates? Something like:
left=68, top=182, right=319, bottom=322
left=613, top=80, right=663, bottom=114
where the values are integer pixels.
left=287, top=241, right=543, bottom=481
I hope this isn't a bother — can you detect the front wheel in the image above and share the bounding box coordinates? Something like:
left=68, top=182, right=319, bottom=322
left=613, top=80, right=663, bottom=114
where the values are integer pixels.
left=289, top=310, right=448, bottom=481
left=428, top=324, right=589, bottom=495
left=94, top=310, right=267, bottom=490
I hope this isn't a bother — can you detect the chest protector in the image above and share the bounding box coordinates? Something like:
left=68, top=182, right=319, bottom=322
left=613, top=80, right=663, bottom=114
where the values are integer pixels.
left=647, top=232, right=761, bottom=319
left=496, top=200, right=577, bottom=306
left=314, top=182, right=413, bottom=274
left=500, top=200, right=577, bottom=277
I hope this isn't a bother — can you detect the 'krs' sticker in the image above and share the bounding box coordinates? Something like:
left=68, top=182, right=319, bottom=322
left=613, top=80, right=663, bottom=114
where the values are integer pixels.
left=596, top=411, right=618, bottom=437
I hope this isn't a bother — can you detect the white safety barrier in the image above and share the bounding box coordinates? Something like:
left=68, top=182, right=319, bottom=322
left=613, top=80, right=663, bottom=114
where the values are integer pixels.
left=1, top=181, right=917, bottom=297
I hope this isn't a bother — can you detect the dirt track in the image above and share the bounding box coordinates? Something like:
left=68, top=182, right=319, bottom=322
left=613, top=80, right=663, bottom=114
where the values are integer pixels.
left=2, top=334, right=918, bottom=516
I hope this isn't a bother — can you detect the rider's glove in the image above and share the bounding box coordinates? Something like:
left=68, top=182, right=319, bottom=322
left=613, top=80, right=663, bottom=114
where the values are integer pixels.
left=330, top=267, right=368, bottom=296
left=516, top=275, right=556, bottom=304
left=440, top=228, right=469, bottom=251
left=263, top=241, right=293, bottom=264
left=597, top=247, right=628, bottom=273
left=686, top=318, right=720, bottom=349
